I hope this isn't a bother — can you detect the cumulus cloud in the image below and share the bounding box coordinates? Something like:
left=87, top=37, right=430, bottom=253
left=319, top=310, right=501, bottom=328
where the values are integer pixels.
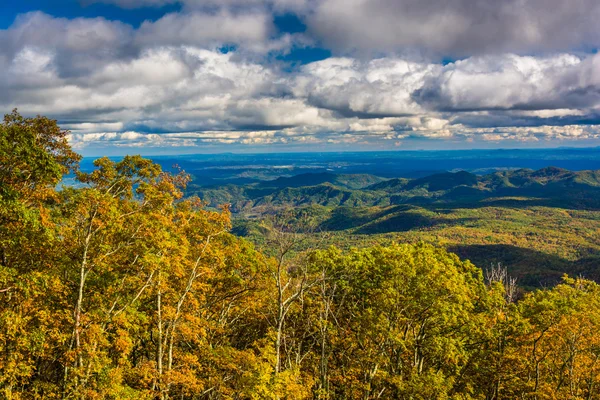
left=468, top=125, right=600, bottom=142
left=306, top=0, right=600, bottom=56
left=80, top=0, right=600, bottom=58
left=135, top=10, right=280, bottom=53
left=2, top=2, right=600, bottom=152
left=3, top=39, right=600, bottom=150
left=296, top=57, right=438, bottom=117
left=0, top=12, right=135, bottom=78
left=415, top=54, right=587, bottom=111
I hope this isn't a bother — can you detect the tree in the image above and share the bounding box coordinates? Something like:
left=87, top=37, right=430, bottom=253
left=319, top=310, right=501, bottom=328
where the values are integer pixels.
left=516, top=277, right=600, bottom=398
left=0, top=109, right=79, bottom=203
left=0, top=110, right=80, bottom=399
left=6, top=110, right=600, bottom=399
left=307, top=243, right=488, bottom=399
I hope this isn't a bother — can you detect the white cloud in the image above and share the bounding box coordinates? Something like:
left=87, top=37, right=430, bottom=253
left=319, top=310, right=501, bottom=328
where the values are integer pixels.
left=2, top=8, right=600, bottom=151
left=305, top=0, right=600, bottom=56
left=297, top=57, right=438, bottom=116
left=91, top=48, right=192, bottom=86
left=5, top=45, right=600, bottom=150
left=63, top=122, right=125, bottom=133
left=68, top=0, right=600, bottom=58
left=0, top=12, right=135, bottom=79
left=3, top=12, right=133, bottom=53
left=415, top=54, right=589, bottom=111
left=514, top=109, right=586, bottom=118
left=135, top=10, right=278, bottom=53
left=467, top=125, right=600, bottom=142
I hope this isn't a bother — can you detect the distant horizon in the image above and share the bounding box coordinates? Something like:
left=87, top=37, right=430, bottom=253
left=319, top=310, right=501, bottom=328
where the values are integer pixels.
left=74, top=147, right=600, bottom=183
left=78, top=144, right=600, bottom=158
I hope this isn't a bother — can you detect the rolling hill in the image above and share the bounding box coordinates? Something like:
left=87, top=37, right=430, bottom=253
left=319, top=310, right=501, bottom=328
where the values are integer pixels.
left=193, top=167, right=600, bottom=212
left=213, top=167, right=600, bottom=287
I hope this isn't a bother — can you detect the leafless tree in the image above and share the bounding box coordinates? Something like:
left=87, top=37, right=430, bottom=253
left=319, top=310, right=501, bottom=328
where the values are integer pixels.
left=486, top=263, right=518, bottom=303
left=261, top=209, right=325, bottom=374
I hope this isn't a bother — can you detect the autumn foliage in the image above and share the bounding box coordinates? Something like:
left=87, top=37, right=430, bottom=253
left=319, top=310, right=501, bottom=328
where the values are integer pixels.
left=2, top=111, right=600, bottom=399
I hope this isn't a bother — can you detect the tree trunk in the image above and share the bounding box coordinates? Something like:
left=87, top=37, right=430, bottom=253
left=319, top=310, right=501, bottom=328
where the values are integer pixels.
left=157, top=268, right=166, bottom=400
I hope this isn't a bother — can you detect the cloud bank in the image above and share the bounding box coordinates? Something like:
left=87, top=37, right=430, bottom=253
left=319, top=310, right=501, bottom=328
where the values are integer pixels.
left=1, top=1, right=600, bottom=153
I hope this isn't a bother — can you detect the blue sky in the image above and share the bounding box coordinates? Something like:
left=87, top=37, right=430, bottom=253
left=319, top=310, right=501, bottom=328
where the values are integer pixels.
left=1, top=0, right=600, bottom=155
left=0, top=1, right=175, bottom=28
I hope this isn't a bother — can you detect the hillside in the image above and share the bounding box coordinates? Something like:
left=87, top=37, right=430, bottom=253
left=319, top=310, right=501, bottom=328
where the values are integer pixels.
left=194, top=167, right=600, bottom=211
left=258, top=172, right=385, bottom=189
left=221, top=168, right=600, bottom=288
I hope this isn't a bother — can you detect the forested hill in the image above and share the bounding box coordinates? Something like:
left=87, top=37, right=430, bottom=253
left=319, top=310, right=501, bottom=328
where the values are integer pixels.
left=256, top=172, right=386, bottom=189
left=192, top=167, right=600, bottom=211
left=211, top=168, right=600, bottom=289
left=4, top=111, right=600, bottom=399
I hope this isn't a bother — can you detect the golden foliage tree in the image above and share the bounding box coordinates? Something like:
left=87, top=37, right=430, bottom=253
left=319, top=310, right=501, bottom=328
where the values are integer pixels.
left=3, top=111, right=600, bottom=399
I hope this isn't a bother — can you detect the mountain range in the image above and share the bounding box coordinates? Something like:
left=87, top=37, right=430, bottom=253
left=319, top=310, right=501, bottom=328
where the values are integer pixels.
left=192, top=167, right=600, bottom=212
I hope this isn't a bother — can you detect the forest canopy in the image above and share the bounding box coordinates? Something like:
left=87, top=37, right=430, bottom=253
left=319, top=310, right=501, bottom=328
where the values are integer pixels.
left=2, top=111, right=600, bottom=399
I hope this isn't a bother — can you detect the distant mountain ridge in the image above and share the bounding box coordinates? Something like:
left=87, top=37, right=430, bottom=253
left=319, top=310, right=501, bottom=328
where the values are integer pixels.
left=258, top=172, right=386, bottom=190
left=191, top=168, right=600, bottom=212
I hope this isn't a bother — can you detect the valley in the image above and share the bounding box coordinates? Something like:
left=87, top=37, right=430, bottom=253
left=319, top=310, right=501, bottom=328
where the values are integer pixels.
left=189, top=167, right=600, bottom=287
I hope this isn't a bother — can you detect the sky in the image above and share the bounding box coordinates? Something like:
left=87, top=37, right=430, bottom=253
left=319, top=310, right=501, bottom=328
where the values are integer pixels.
left=1, top=0, right=600, bottom=155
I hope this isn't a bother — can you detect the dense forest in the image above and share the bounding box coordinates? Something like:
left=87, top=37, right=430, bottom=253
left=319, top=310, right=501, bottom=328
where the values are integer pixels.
left=192, top=168, right=600, bottom=212
left=3, top=111, right=600, bottom=399
left=195, top=167, right=600, bottom=288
